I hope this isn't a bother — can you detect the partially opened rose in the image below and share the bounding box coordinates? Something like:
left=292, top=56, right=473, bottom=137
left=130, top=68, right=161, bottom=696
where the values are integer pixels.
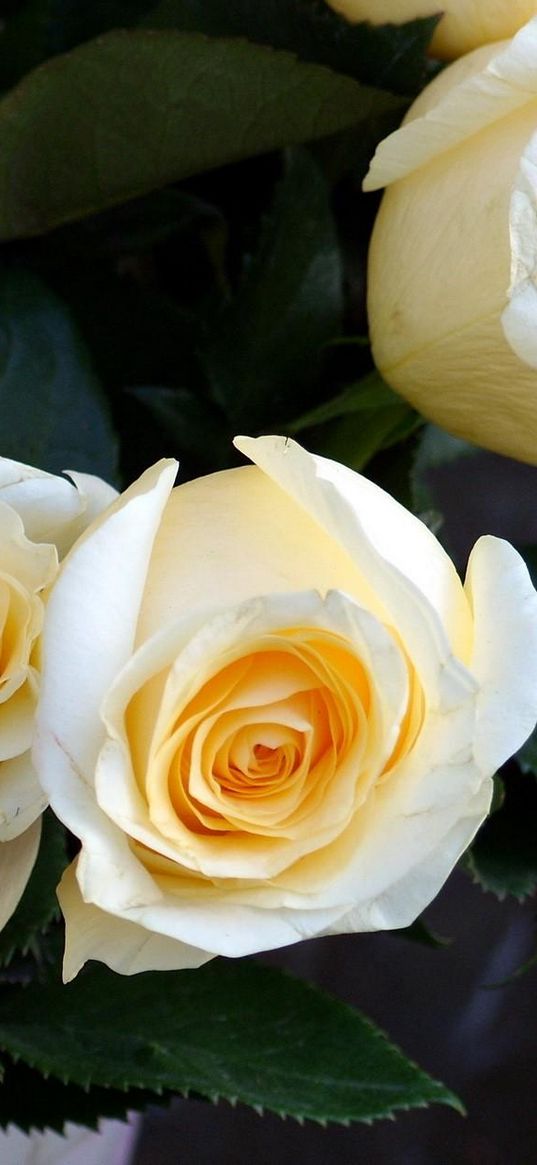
left=0, top=458, right=117, bottom=932
left=35, top=437, right=537, bottom=979
left=365, top=18, right=537, bottom=464
left=326, top=0, right=537, bottom=60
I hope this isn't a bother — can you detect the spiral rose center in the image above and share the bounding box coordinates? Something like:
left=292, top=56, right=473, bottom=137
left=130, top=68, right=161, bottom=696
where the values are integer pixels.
left=116, top=593, right=426, bottom=881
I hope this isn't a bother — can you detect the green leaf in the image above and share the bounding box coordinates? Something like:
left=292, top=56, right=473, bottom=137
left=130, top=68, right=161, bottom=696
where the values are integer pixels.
left=0, top=814, right=66, bottom=968
left=203, top=149, right=343, bottom=427
left=397, top=919, right=450, bottom=950
left=143, top=2, right=439, bottom=96
left=287, top=370, right=421, bottom=471
left=0, top=268, right=118, bottom=478
left=0, top=1054, right=160, bottom=1134
left=466, top=767, right=537, bottom=901
left=0, top=30, right=400, bottom=239
left=0, top=961, right=461, bottom=1124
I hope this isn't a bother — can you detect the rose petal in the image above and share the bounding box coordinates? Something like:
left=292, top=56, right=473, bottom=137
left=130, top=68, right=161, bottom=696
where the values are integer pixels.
left=91, top=590, right=409, bottom=888
left=62, top=852, right=348, bottom=965
left=0, top=501, right=57, bottom=594
left=234, top=435, right=473, bottom=676
left=0, top=752, right=48, bottom=840
left=502, top=128, right=537, bottom=369
left=0, top=459, right=116, bottom=558
left=135, top=464, right=373, bottom=645
left=0, top=817, right=41, bottom=931
left=319, top=781, right=491, bottom=932
left=364, top=20, right=537, bottom=192
left=465, top=535, right=537, bottom=772
left=0, top=681, right=35, bottom=761
left=59, top=861, right=212, bottom=980
left=35, top=460, right=178, bottom=902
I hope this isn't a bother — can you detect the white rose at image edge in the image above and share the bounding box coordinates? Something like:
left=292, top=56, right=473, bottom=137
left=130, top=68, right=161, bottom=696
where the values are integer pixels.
left=0, top=458, right=117, bottom=929
left=363, top=18, right=537, bottom=464
left=34, top=438, right=537, bottom=979
left=0, top=1115, right=140, bottom=1165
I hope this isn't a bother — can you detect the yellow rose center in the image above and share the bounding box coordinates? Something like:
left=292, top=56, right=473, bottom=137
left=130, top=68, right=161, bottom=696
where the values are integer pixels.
left=122, top=609, right=424, bottom=885
left=157, top=638, right=367, bottom=838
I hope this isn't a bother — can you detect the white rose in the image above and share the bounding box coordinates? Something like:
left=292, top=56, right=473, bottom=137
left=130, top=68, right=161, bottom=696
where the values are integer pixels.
left=365, top=18, right=537, bottom=464
left=35, top=438, right=537, bottom=979
left=325, top=0, right=537, bottom=60
left=0, top=1116, right=139, bottom=1165
left=0, top=458, right=117, bottom=931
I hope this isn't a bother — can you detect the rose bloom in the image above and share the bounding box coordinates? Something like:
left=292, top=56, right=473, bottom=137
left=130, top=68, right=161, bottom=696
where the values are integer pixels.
left=35, top=437, right=537, bottom=979
left=365, top=18, right=537, bottom=465
left=0, top=458, right=116, bottom=932
left=325, top=0, right=537, bottom=60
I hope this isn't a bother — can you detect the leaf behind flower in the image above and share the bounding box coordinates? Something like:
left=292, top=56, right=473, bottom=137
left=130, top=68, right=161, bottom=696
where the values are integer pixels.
left=0, top=959, right=462, bottom=1124
left=0, top=30, right=400, bottom=239
left=0, top=813, right=66, bottom=969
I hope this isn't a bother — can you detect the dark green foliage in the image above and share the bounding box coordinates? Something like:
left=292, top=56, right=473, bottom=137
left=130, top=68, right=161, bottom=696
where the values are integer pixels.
left=466, top=767, right=537, bottom=901
left=397, top=919, right=450, bottom=950
left=0, top=1, right=438, bottom=96
left=0, top=30, right=400, bottom=239
left=0, top=1054, right=161, bottom=1133
left=288, top=369, right=421, bottom=470
left=203, top=149, right=343, bottom=428
left=0, top=269, right=118, bottom=477
left=0, top=961, right=461, bottom=1124
left=0, top=815, right=66, bottom=968
left=142, top=1, right=440, bottom=95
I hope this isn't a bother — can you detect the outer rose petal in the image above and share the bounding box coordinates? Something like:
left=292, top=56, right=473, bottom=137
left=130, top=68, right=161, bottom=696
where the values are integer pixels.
left=320, top=782, right=491, bottom=933
left=465, top=536, right=537, bottom=771
left=0, top=754, right=47, bottom=842
left=0, top=459, right=118, bottom=557
left=0, top=818, right=40, bottom=931
left=0, top=459, right=116, bottom=865
left=234, top=435, right=473, bottom=666
left=59, top=861, right=211, bottom=980
left=35, top=461, right=178, bottom=890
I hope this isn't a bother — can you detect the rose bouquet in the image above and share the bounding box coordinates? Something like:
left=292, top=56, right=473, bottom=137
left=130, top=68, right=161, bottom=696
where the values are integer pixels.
left=0, top=2, right=536, bottom=1161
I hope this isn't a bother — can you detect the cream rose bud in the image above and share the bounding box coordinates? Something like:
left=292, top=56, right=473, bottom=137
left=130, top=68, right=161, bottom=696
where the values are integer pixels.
left=326, top=0, right=537, bottom=60
left=34, top=439, right=537, bottom=979
left=0, top=458, right=117, bottom=933
left=365, top=18, right=537, bottom=465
